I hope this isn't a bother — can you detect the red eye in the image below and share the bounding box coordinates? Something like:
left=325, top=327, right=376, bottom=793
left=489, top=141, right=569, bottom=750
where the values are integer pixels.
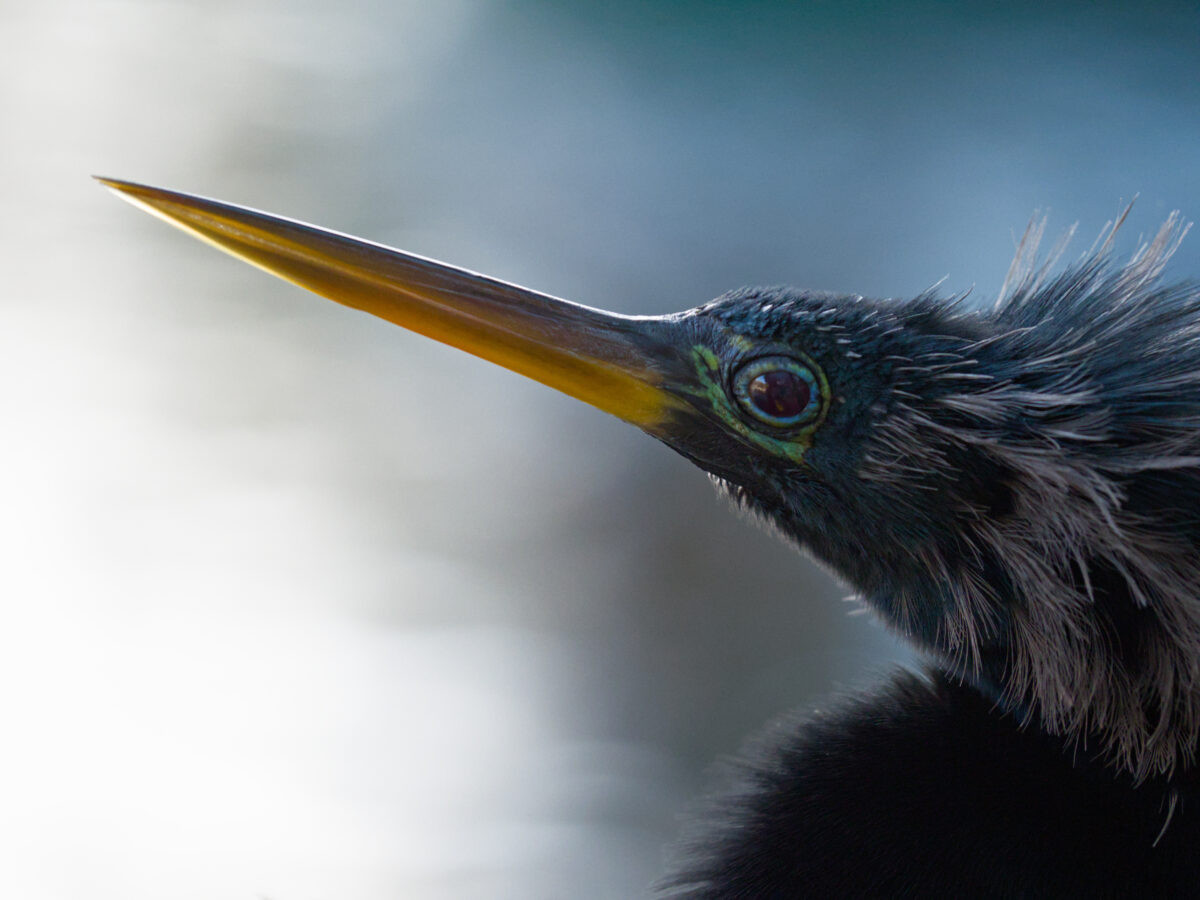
left=733, top=356, right=822, bottom=427
left=747, top=370, right=811, bottom=420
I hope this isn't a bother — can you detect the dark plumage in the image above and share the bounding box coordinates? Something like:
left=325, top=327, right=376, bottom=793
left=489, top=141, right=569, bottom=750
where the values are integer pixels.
left=660, top=215, right=1200, bottom=897
left=102, top=181, right=1200, bottom=898
left=664, top=670, right=1200, bottom=898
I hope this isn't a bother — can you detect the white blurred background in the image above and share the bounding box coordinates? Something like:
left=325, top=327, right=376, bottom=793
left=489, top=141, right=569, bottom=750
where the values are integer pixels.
left=3, top=2, right=1199, bottom=897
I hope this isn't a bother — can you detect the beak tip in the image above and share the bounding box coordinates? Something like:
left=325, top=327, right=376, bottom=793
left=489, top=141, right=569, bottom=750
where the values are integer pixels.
left=94, top=176, right=165, bottom=208
left=94, top=176, right=142, bottom=207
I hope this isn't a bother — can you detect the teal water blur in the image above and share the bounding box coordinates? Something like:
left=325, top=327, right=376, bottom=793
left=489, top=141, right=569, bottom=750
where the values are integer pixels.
left=3, top=2, right=1198, bottom=897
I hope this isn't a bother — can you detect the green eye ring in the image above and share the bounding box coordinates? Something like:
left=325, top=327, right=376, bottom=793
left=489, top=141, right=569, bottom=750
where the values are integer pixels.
left=732, top=356, right=823, bottom=428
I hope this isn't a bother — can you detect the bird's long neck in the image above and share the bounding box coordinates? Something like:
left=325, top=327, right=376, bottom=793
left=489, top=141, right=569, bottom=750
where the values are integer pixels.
left=731, top=468, right=1200, bottom=782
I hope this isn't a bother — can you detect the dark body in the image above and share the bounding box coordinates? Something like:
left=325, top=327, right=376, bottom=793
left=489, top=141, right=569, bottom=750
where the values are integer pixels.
left=667, top=670, right=1200, bottom=898
left=650, top=219, right=1200, bottom=897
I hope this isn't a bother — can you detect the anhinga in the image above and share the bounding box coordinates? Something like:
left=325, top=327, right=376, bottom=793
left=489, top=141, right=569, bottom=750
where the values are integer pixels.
left=101, top=178, right=1200, bottom=897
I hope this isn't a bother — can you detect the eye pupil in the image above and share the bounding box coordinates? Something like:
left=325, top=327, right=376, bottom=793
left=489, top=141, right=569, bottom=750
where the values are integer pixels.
left=748, top=370, right=811, bottom=420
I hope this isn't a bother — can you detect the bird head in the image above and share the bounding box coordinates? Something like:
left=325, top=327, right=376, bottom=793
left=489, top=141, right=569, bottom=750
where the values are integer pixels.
left=102, top=179, right=1199, bottom=779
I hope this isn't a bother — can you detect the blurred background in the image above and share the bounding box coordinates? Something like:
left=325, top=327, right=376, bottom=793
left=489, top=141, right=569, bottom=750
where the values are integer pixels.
left=3, top=2, right=1199, bottom=897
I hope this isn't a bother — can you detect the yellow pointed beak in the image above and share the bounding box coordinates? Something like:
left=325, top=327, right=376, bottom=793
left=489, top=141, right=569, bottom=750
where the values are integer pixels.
left=98, top=177, right=693, bottom=431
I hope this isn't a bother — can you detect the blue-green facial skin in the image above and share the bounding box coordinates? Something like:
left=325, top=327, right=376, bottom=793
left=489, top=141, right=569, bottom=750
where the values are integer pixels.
left=655, top=286, right=912, bottom=522
left=685, top=343, right=830, bottom=466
